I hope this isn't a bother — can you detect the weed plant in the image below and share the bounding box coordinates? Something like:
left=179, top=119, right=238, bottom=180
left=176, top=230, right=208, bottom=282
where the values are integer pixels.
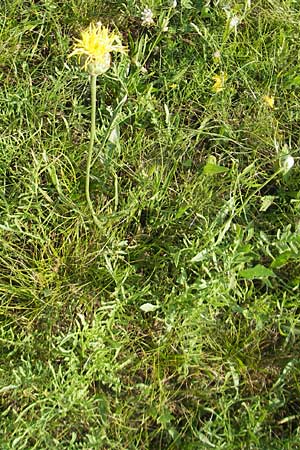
left=1, top=0, right=300, bottom=448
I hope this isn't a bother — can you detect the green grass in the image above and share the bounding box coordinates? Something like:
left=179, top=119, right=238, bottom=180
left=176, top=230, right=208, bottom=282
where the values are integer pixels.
left=1, top=0, right=300, bottom=448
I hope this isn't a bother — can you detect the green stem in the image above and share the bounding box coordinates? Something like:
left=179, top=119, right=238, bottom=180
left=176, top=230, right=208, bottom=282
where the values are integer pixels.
left=86, top=74, right=102, bottom=229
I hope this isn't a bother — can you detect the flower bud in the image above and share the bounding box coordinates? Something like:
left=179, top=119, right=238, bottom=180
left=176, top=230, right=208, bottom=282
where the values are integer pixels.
left=88, top=53, right=111, bottom=75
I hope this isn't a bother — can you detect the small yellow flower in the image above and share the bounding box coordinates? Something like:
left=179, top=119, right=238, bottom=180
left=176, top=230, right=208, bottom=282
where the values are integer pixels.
left=69, top=22, right=127, bottom=75
left=263, top=95, right=275, bottom=108
left=212, top=72, right=227, bottom=93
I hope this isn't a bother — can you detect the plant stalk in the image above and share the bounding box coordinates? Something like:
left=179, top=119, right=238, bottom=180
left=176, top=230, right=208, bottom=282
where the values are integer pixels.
left=86, top=74, right=102, bottom=229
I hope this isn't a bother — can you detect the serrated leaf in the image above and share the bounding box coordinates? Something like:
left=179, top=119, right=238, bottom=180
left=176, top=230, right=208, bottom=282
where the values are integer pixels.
left=182, top=0, right=193, bottom=9
left=197, top=432, right=216, bottom=447
left=140, top=303, right=159, bottom=313
left=271, top=251, right=292, bottom=269
left=203, top=163, right=229, bottom=175
left=239, top=264, right=275, bottom=280
left=157, top=411, right=175, bottom=425
left=260, top=195, right=275, bottom=212
left=191, top=248, right=209, bottom=262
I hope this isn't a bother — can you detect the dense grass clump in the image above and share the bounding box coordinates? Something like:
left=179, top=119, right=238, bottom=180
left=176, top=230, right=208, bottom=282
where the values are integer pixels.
left=1, top=0, right=300, bottom=448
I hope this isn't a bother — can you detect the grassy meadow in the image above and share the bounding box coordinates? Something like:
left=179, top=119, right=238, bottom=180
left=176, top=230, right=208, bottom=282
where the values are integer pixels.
left=1, top=0, right=300, bottom=448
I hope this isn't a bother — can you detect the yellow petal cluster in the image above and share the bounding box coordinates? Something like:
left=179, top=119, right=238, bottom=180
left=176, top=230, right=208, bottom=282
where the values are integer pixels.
left=263, top=95, right=275, bottom=108
left=69, top=22, right=127, bottom=74
left=212, top=72, right=227, bottom=93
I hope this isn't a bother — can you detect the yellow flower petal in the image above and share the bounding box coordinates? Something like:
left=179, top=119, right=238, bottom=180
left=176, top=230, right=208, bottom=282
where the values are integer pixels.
left=69, top=22, right=127, bottom=74
left=263, top=95, right=275, bottom=108
left=212, top=72, right=227, bottom=93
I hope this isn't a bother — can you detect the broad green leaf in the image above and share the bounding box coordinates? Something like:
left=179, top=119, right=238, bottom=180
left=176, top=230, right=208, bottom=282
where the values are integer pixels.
left=239, top=264, right=275, bottom=280
left=175, top=206, right=188, bottom=219
left=290, top=75, right=300, bottom=86
left=182, top=158, right=192, bottom=168
left=203, top=163, right=229, bottom=175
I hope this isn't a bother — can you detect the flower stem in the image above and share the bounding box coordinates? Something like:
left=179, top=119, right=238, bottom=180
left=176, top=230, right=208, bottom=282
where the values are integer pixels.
left=86, top=74, right=102, bottom=228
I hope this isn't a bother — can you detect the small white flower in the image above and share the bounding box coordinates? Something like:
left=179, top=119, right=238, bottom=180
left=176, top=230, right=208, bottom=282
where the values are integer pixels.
left=281, top=155, right=295, bottom=174
left=213, top=50, right=221, bottom=60
left=229, top=15, right=240, bottom=31
left=170, top=0, right=177, bottom=7
left=141, top=8, right=154, bottom=26
left=140, top=303, right=160, bottom=313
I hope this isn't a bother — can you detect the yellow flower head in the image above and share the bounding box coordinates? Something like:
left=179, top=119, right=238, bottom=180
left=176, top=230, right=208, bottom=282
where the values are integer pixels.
left=212, top=72, right=227, bottom=93
left=69, top=22, right=127, bottom=75
left=263, top=95, right=275, bottom=108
